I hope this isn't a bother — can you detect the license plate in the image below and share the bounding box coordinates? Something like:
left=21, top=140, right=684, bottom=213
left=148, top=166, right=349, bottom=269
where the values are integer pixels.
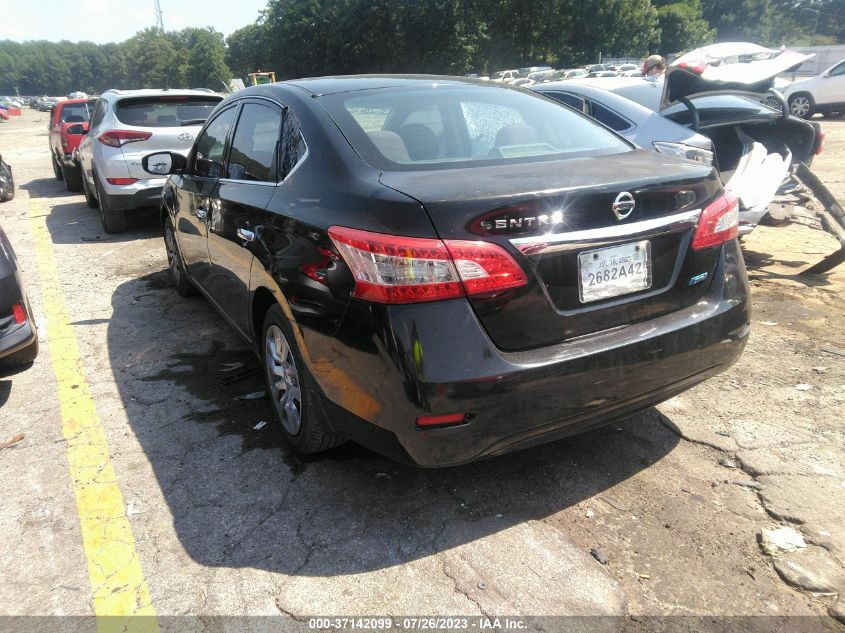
left=578, top=241, right=651, bottom=303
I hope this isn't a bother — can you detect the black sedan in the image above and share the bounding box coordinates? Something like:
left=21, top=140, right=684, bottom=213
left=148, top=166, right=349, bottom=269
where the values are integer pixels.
left=142, top=76, right=750, bottom=466
left=0, top=226, right=38, bottom=370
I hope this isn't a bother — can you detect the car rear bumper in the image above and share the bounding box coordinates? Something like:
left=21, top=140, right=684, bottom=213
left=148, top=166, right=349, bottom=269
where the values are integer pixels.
left=100, top=183, right=164, bottom=211
left=0, top=320, right=36, bottom=361
left=308, top=240, right=750, bottom=467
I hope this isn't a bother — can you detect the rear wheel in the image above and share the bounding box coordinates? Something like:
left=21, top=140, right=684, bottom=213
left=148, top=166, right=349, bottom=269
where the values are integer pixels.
left=52, top=155, right=64, bottom=181
left=262, top=304, right=345, bottom=454
left=788, top=93, right=814, bottom=119
left=61, top=163, right=82, bottom=192
left=164, top=218, right=198, bottom=297
left=95, top=175, right=127, bottom=233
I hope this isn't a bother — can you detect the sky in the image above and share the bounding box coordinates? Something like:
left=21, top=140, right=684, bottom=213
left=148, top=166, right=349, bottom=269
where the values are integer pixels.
left=1, top=0, right=269, bottom=43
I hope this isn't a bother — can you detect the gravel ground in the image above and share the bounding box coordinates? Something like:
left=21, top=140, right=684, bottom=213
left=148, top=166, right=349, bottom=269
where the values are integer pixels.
left=0, top=109, right=843, bottom=630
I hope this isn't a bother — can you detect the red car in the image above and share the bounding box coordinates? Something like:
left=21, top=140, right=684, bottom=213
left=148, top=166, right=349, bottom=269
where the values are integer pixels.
left=48, top=98, right=96, bottom=191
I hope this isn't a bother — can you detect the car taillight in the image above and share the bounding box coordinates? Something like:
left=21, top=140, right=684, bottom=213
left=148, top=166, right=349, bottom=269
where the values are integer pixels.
left=98, top=129, right=152, bottom=148
left=12, top=303, right=26, bottom=325
left=815, top=128, right=825, bottom=155
left=692, top=192, right=739, bottom=250
left=328, top=226, right=528, bottom=304
left=106, top=178, right=139, bottom=185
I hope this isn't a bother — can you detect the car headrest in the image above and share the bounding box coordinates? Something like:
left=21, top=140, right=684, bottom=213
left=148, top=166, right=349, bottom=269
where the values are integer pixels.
left=397, top=123, right=439, bottom=161
left=367, top=131, right=411, bottom=163
left=495, top=124, right=539, bottom=146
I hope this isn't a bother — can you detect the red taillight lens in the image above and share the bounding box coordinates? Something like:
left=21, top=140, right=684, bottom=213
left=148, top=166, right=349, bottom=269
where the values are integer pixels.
left=328, top=226, right=528, bottom=304
left=692, top=192, right=740, bottom=250
left=416, top=412, right=467, bottom=428
left=12, top=303, right=26, bottom=325
left=98, top=129, right=152, bottom=148
left=105, top=177, right=139, bottom=185
left=815, top=129, right=825, bottom=155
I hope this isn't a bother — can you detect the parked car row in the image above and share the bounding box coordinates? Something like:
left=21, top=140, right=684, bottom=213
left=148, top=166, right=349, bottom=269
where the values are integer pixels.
left=7, top=42, right=837, bottom=464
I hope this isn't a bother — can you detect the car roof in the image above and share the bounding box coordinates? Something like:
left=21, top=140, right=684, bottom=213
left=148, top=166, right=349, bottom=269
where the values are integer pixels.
left=100, top=88, right=223, bottom=101
left=284, top=74, right=495, bottom=96
left=535, top=81, right=657, bottom=117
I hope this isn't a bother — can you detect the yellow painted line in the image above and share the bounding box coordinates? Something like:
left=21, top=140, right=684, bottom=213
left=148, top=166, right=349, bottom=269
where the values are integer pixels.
left=27, top=195, right=159, bottom=633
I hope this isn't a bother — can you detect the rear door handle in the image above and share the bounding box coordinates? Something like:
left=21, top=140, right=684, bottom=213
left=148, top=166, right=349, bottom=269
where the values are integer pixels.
left=237, top=228, right=255, bottom=243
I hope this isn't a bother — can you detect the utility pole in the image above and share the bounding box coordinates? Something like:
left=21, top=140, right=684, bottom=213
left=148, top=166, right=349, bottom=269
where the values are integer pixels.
left=154, top=0, right=164, bottom=32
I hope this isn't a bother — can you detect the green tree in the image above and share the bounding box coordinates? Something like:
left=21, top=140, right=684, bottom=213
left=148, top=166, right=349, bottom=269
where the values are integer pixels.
left=656, top=0, right=715, bottom=55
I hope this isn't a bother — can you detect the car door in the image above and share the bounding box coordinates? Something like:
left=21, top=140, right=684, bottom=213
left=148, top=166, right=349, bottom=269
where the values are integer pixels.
left=205, top=99, right=283, bottom=336
left=816, top=61, right=845, bottom=106
left=174, top=104, right=238, bottom=291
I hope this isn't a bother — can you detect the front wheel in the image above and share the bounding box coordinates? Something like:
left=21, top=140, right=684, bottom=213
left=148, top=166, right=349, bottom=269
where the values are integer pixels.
left=81, top=169, right=98, bottom=208
left=788, top=94, right=814, bottom=119
left=262, top=304, right=345, bottom=454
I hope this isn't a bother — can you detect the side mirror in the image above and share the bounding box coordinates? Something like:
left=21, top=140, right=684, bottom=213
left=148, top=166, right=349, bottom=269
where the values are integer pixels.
left=67, top=123, right=86, bottom=135
left=141, top=152, right=187, bottom=176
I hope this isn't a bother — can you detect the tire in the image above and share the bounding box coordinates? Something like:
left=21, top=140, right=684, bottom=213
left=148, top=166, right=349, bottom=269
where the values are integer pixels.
left=95, top=175, right=127, bottom=233
left=62, top=163, right=83, bottom=192
left=163, top=218, right=198, bottom=297
left=764, top=95, right=783, bottom=112
left=261, top=304, right=346, bottom=454
left=0, top=336, right=38, bottom=370
left=52, top=155, right=64, bottom=181
left=788, top=93, right=814, bottom=119
left=81, top=170, right=98, bottom=208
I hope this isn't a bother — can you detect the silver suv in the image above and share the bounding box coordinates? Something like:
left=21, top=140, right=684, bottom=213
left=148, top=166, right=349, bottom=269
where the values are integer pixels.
left=76, top=89, right=223, bottom=232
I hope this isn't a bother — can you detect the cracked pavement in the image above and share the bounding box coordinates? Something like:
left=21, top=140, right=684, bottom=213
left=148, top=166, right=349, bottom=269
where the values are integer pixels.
left=1, top=110, right=844, bottom=629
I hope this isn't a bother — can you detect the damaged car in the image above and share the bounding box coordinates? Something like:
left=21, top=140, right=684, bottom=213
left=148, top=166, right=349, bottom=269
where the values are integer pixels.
left=536, top=44, right=822, bottom=236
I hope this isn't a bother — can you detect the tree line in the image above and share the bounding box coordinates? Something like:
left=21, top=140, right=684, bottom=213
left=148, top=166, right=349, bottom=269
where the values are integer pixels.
left=1, top=0, right=844, bottom=96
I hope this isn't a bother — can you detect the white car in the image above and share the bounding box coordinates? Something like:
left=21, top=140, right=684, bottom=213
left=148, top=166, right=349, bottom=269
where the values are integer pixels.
left=490, top=70, right=519, bottom=83
left=76, top=89, right=223, bottom=232
left=782, top=58, right=845, bottom=119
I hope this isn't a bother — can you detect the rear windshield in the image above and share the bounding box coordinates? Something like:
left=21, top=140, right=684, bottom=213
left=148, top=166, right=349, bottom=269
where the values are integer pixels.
left=59, top=101, right=95, bottom=123
left=320, top=84, right=631, bottom=171
left=114, top=96, right=223, bottom=127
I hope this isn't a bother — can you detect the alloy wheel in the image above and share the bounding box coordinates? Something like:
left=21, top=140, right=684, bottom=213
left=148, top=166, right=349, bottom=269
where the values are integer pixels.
left=790, top=96, right=811, bottom=118
left=265, top=325, right=302, bottom=435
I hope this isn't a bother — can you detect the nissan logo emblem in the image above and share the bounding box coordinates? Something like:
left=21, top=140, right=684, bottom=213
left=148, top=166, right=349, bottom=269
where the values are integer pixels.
left=612, top=191, right=636, bottom=221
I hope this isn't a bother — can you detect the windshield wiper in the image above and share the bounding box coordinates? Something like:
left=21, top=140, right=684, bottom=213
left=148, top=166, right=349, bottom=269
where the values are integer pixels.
left=180, top=118, right=207, bottom=126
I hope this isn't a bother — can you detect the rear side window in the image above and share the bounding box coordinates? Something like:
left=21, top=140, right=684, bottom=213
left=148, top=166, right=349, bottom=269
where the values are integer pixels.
left=115, top=96, right=222, bottom=127
left=589, top=102, right=632, bottom=132
left=227, top=103, right=283, bottom=182
left=545, top=91, right=586, bottom=112
left=193, top=106, right=237, bottom=178
left=280, top=109, right=306, bottom=180
left=831, top=62, right=845, bottom=77
left=89, top=100, right=107, bottom=128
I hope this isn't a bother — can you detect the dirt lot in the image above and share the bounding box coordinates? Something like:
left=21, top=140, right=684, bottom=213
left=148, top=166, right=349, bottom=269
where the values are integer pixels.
left=1, top=109, right=844, bottom=631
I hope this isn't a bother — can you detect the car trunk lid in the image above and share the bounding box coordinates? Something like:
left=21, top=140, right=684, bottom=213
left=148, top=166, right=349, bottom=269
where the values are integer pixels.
left=379, top=149, right=723, bottom=350
left=661, top=43, right=814, bottom=109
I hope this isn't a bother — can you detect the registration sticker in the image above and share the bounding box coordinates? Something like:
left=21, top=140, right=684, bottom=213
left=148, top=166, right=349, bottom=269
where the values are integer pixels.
left=578, top=240, right=652, bottom=303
